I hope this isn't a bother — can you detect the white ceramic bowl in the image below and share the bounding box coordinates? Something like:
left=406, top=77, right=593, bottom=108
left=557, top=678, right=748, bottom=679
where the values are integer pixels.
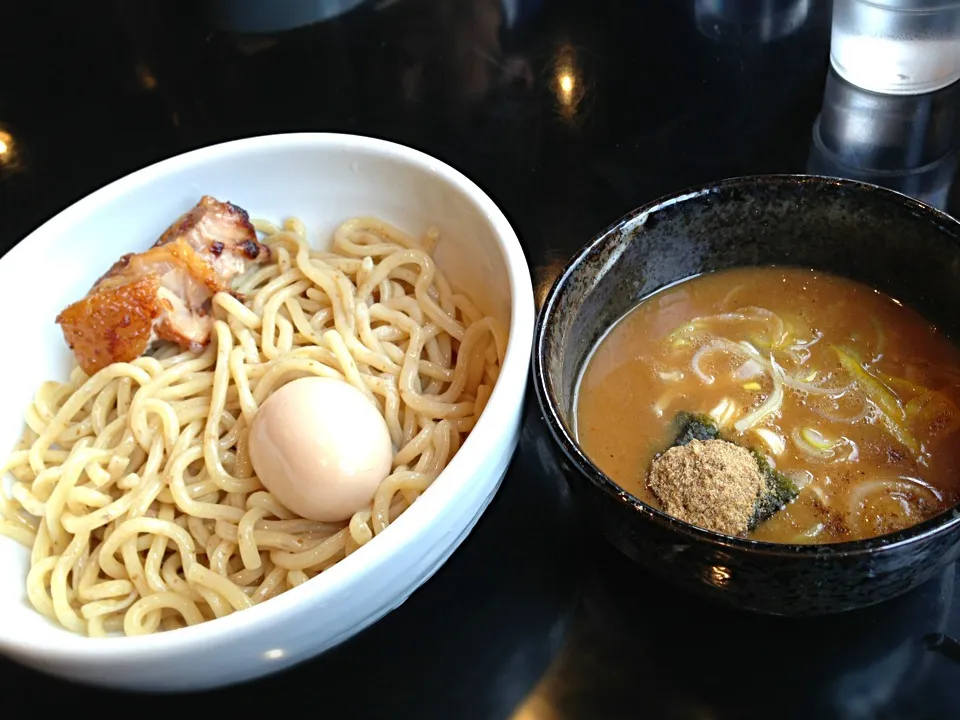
left=0, top=134, right=534, bottom=691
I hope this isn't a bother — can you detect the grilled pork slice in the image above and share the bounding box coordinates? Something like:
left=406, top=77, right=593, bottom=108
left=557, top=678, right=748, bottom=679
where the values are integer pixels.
left=56, top=197, right=270, bottom=376
left=156, top=195, right=270, bottom=282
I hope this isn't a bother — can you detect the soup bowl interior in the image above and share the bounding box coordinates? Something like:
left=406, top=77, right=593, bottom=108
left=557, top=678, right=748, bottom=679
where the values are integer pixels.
left=0, top=133, right=533, bottom=689
left=536, top=175, right=960, bottom=614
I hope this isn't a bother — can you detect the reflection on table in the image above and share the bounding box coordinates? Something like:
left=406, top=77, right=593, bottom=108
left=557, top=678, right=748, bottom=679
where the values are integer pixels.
left=512, top=546, right=958, bottom=720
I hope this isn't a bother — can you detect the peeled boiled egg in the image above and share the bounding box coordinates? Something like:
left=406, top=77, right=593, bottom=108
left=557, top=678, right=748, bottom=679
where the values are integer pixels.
left=248, top=376, right=394, bottom=522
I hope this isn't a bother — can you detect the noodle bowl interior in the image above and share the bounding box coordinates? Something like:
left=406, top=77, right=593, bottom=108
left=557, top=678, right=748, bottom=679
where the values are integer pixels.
left=0, top=202, right=506, bottom=637
left=576, top=267, right=960, bottom=544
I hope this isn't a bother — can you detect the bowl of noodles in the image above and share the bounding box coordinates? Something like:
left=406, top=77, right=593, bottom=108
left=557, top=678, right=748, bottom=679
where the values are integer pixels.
left=0, top=133, right=534, bottom=690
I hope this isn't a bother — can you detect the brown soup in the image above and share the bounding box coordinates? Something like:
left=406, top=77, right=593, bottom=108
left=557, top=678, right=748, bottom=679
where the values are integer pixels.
left=576, top=267, right=960, bottom=544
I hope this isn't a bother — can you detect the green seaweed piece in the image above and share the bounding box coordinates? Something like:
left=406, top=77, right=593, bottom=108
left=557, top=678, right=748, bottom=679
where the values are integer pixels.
left=671, top=411, right=721, bottom=446
left=667, top=412, right=799, bottom=531
left=749, top=450, right=799, bottom=529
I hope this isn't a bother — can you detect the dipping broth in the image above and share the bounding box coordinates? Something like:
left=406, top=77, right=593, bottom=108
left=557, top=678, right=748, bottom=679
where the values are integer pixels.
left=576, top=267, right=960, bottom=544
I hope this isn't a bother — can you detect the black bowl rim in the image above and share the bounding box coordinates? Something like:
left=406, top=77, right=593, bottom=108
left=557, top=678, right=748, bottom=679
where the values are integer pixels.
left=533, top=173, right=960, bottom=559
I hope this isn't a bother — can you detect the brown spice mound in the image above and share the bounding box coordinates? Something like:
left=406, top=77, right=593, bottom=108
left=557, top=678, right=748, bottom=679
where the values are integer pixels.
left=647, top=439, right=764, bottom=536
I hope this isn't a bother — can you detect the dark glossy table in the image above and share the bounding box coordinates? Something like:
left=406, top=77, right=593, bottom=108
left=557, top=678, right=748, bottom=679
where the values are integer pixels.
left=2, top=1, right=960, bottom=717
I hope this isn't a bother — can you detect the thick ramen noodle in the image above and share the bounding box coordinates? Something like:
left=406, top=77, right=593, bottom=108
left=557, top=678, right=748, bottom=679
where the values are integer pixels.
left=0, top=215, right=506, bottom=636
left=577, top=267, right=960, bottom=544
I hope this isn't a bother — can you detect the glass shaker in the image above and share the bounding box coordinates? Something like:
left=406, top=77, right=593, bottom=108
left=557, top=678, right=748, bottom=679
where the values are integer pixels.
left=830, top=0, right=960, bottom=95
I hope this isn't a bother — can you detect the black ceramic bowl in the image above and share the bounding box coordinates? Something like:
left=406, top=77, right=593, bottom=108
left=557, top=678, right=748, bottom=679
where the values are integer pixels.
left=533, top=174, right=960, bottom=617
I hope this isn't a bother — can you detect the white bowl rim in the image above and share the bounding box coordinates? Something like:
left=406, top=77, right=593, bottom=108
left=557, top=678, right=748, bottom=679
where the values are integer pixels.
left=0, top=132, right=534, bottom=661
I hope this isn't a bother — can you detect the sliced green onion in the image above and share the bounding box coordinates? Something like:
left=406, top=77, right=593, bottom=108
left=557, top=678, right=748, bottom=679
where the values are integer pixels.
left=791, top=427, right=835, bottom=460
left=754, top=428, right=785, bottom=456
left=708, top=398, right=738, bottom=428
left=734, top=358, right=784, bottom=433
left=801, top=427, right=834, bottom=451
